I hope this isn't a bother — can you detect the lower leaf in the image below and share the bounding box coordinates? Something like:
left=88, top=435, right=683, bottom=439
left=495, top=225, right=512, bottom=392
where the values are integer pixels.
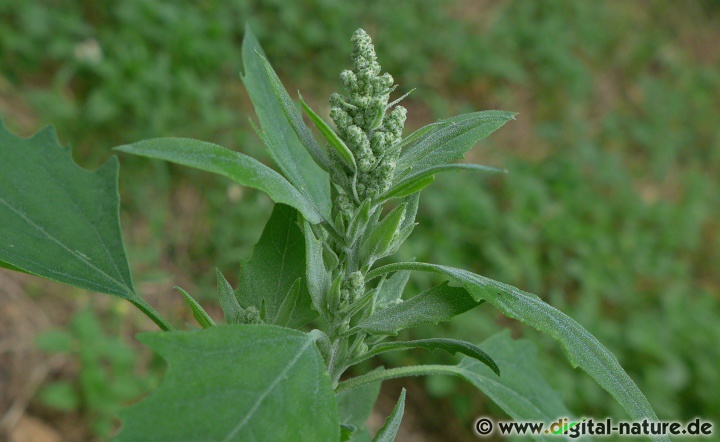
left=116, top=325, right=339, bottom=442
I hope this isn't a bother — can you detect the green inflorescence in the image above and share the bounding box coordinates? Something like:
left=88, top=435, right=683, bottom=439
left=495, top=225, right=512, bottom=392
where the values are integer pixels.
left=330, top=29, right=407, bottom=205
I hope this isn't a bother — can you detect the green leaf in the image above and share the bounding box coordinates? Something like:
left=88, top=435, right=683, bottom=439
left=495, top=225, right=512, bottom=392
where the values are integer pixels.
left=216, top=270, right=244, bottom=324
left=380, top=175, right=434, bottom=201
left=359, top=203, right=407, bottom=264
left=336, top=376, right=381, bottom=442
left=235, top=204, right=317, bottom=328
left=357, top=338, right=499, bottom=375
left=396, top=110, right=515, bottom=174
left=241, top=26, right=332, bottom=219
left=273, top=278, right=303, bottom=327
left=0, top=123, right=134, bottom=298
left=383, top=163, right=505, bottom=201
left=367, top=262, right=667, bottom=439
left=0, top=121, right=171, bottom=331
left=356, top=282, right=480, bottom=335
left=115, top=138, right=324, bottom=224
left=35, top=329, right=75, bottom=353
left=458, top=330, right=571, bottom=435
left=116, top=325, right=339, bottom=442
left=176, top=286, right=215, bottom=329
left=375, top=269, right=410, bottom=307
left=300, top=95, right=357, bottom=171
left=303, top=219, right=331, bottom=316
left=372, top=389, right=406, bottom=442
left=255, top=51, right=332, bottom=172
left=37, top=381, right=80, bottom=411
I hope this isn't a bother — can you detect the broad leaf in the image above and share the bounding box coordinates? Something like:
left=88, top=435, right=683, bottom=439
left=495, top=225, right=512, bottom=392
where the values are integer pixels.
left=116, top=325, right=339, bottom=441
left=367, top=262, right=667, bottom=439
left=396, top=110, right=515, bottom=174
left=459, top=330, right=571, bottom=438
left=115, top=138, right=324, bottom=224
left=236, top=204, right=317, bottom=328
left=358, top=338, right=498, bottom=375
left=356, top=282, right=480, bottom=335
left=0, top=121, right=171, bottom=330
left=372, top=389, right=406, bottom=442
left=0, top=122, right=134, bottom=298
left=241, top=26, right=332, bottom=219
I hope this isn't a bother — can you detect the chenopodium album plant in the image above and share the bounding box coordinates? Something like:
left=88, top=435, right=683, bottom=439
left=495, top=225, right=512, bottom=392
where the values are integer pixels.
left=0, top=27, right=668, bottom=441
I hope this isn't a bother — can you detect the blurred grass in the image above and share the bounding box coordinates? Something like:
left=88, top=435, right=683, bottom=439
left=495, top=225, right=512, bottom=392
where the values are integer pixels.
left=1, top=0, right=719, bottom=438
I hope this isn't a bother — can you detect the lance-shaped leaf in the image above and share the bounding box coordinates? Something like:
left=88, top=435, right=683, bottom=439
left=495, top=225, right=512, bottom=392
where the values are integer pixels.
left=241, top=26, right=332, bottom=219
left=0, top=121, right=171, bottom=330
left=300, top=94, right=357, bottom=171
left=359, top=203, right=407, bottom=264
left=336, top=375, right=381, bottom=442
left=396, top=110, right=515, bottom=174
left=338, top=333, right=572, bottom=441
left=235, top=204, right=317, bottom=328
left=372, top=389, right=406, bottom=442
left=382, top=163, right=506, bottom=201
left=356, top=338, right=499, bottom=375
left=355, top=282, right=480, bottom=335
left=115, top=138, right=324, bottom=224
left=253, top=34, right=332, bottom=174
left=375, top=269, right=410, bottom=307
left=366, top=262, right=667, bottom=440
left=303, top=219, right=330, bottom=316
left=216, top=270, right=244, bottom=324
left=116, top=325, right=339, bottom=441
left=458, top=330, right=571, bottom=437
left=176, top=286, right=215, bottom=329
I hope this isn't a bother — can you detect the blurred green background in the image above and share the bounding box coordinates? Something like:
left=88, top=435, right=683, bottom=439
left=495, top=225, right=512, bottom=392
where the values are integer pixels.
left=1, top=0, right=718, bottom=440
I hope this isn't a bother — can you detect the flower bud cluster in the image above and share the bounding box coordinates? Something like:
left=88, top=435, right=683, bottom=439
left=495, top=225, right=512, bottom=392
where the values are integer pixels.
left=340, top=270, right=365, bottom=304
left=330, top=29, right=407, bottom=201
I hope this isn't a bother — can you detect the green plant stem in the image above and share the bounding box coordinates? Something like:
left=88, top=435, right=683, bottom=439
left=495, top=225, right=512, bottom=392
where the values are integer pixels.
left=335, top=364, right=465, bottom=393
left=129, top=298, right=175, bottom=331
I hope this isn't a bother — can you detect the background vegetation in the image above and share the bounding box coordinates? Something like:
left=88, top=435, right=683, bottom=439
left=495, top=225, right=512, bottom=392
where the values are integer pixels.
left=1, top=1, right=718, bottom=440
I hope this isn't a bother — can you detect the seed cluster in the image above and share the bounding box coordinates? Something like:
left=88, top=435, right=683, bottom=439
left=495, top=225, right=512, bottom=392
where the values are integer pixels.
left=330, top=29, right=407, bottom=202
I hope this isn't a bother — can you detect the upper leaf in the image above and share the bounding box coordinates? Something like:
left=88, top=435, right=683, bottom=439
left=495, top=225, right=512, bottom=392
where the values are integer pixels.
left=241, top=26, right=332, bottom=220
left=367, top=262, right=668, bottom=440
left=356, top=282, right=480, bottom=335
left=396, top=110, right=515, bottom=175
left=0, top=121, right=135, bottom=299
left=116, top=325, right=339, bottom=442
left=115, top=138, right=324, bottom=224
left=235, top=203, right=317, bottom=328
